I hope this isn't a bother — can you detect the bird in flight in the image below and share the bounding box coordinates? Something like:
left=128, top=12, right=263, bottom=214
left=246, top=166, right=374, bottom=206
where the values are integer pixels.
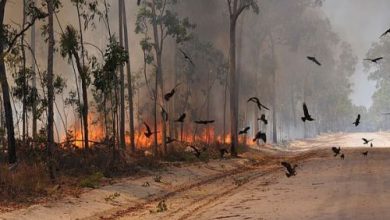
left=259, top=114, right=268, bottom=125
left=380, top=28, right=390, bottom=38
left=332, top=146, right=341, bottom=157
left=362, top=151, right=368, bottom=157
left=143, top=122, right=155, bottom=138
left=253, top=131, right=266, bottom=143
left=301, top=103, right=315, bottom=122
left=248, top=97, right=269, bottom=111
left=353, top=114, right=360, bottom=127
left=364, top=57, right=383, bottom=63
left=164, top=83, right=181, bottom=102
left=362, top=138, right=373, bottom=145
left=194, top=120, right=215, bottom=125
left=175, top=113, right=186, bottom=123
left=281, top=161, right=298, bottom=178
left=179, top=49, right=195, bottom=66
left=307, top=56, right=321, bottom=66
left=239, top=126, right=250, bottom=135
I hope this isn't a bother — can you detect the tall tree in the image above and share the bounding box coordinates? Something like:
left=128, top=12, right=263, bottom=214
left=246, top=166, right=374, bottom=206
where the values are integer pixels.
left=118, top=0, right=126, bottom=149
left=226, top=0, right=258, bottom=156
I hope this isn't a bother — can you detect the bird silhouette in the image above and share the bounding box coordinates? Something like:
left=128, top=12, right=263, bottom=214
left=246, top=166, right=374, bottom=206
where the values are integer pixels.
left=340, top=154, right=345, bottom=160
left=137, top=0, right=141, bottom=6
left=307, top=56, right=321, bottom=66
left=166, top=137, right=176, bottom=144
left=380, top=28, right=390, bottom=38
left=362, top=138, right=373, bottom=145
left=362, top=151, right=368, bottom=157
left=160, top=106, right=168, bottom=122
left=247, top=97, right=269, bottom=111
left=239, top=126, right=250, bottom=135
left=332, top=146, right=341, bottom=157
left=364, top=57, right=383, bottom=63
left=194, top=120, right=215, bottom=125
left=353, top=114, right=360, bottom=126
left=164, top=83, right=181, bottom=101
left=179, top=49, right=195, bottom=66
left=259, top=114, right=268, bottom=125
left=370, top=143, right=373, bottom=148
left=301, top=103, right=315, bottom=122
left=175, top=113, right=186, bottom=123
left=143, top=122, right=154, bottom=138
left=253, top=131, right=266, bottom=143
left=220, top=149, right=229, bottom=158
left=189, top=145, right=201, bottom=158
left=281, top=161, right=297, bottom=177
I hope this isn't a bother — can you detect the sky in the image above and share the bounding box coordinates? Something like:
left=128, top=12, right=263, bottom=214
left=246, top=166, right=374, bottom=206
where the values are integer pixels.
left=322, top=0, right=390, bottom=108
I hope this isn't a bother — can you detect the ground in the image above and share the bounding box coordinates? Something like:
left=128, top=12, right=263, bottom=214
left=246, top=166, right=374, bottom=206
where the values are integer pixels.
left=1, top=132, right=390, bottom=220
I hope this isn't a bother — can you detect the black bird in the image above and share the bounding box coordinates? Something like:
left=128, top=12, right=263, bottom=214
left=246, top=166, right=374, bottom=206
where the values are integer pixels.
left=175, top=113, right=186, bottom=123
left=166, top=137, right=176, bottom=144
left=143, top=122, right=154, bottom=138
left=364, top=57, right=383, bottom=63
left=220, top=149, right=229, bottom=158
left=362, top=138, right=373, bottom=145
left=307, top=56, right=321, bottom=66
left=164, top=83, right=181, bottom=101
left=353, top=114, right=360, bottom=126
left=259, top=114, right=268, bottom=125
left=370, top=143, right=373, bottom=148
left=332, top=146, right=341, bottom=157
left=239, top=126, right=250, bottom=135
left=362, top=151, right=368, bottom=157
left=253, top=131, right=266, bottom=143
left=137, top=0, right=141, bottom=6
left=160, top=106, right=168, bottom=122
left=189, top=145, right=201, bottom=158
left=281, top=161, right=298, bottom=178
left=194, top=120, right=215, bottom=125
left=380, top=28, right=390, bottom=38
left=301, top=103, right=315, bottom=122
left=340, top=154, right=345, bottom=160
left=247, top=97, right=270, bottom=111
left=179, top=49, right=195, bottom=66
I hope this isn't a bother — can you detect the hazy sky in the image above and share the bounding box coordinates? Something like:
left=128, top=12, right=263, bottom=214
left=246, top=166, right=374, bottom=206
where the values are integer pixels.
left=322, top=0, right=390, bottom=107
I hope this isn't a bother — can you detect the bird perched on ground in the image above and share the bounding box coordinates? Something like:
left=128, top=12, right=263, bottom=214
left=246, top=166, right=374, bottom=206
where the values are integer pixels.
left=164, top=83, right=181, bottom=101
left=362, top=151, right=368, bottom=157
left=239, top=126, right=250, bottom=135
left=301, top=103, right=315, bottom=122
left=253, top=131, right=266, bottom=143
left=247, top=97, right=269, bottom=111
left=259, top=114, right=268, bottom=125
left=362, top=138, right=373, bottom=145
left=364, top=57, right=383, bottom=63
left=166, top=137, right=176, bottom=144
left=175, top=113, right=186, bottom=123
left=353, top=114, right=361, bottom=126
left=220, top=149, right=229, bottom=158
left=340, top=154, right=345, bottom=160
left=307, top=56, right=321, bottom=66
left=143, top=122, right=155, bottom=138
left=189, top=145, right=201, bottom=158
left=332, top=146, right=341, bottom=157
left=194, top=120, right=215, bottom=125
left=281, top=161, right=298, bottom=177
left=370, top=143, right=373, bottom=148
left=179, top=49, right=195, bottom=66
left=380, top=28, right=390, bottom=38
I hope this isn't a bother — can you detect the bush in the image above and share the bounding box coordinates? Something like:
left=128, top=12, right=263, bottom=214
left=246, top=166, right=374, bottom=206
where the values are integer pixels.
left=79, top=172, right=104, bottom=188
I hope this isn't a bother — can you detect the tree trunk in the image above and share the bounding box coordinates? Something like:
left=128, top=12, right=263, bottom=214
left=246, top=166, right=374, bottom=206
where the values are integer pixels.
left=229, top=18, right=238, bottom=156
left=21, top=0, right=27, bottom=142
left=118, top=0, right=126, bottom=150
left=31, top=0, right=37, bottom=140
left=121, top=0, right=136, bottom=152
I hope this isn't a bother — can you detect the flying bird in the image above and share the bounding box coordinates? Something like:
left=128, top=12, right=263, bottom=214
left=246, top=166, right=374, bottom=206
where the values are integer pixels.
left=353, top=114, right=360, bottom=127
left=307, top=56, right=321, bottom=66
left=247, top=97, right=270, bottom=111
left=220, top=149, right=229, bottom=158
left=259, top=114, right=268, bottom=125
left=164, top=83, right=181, bottom=101
left=175, top=113, right=186, bottom=123
left=194, top=120, right=215, bottom=125
left=362, top=151, right=368, bottom=157
left=362, top=138, right=373, bottom=145
left=281, top=161, right=298, bottom=178
left=179, top=49, right=195, bottom=66
left=364, top=57, right=383, bottom=63
left=253, top=131, right=266, bottom=143
left=239, top=126, right=250, bottom=135
left=301, top=103, right=315, bottom=122
left=380, top=28, right=390, bottom=38
left=143, top=122, right=154, bottom=138
left=340, top=154, right=345, bottom=160
left=332, top=146, right=341, bottom=157
left=189, top=145, right=201, bottom=158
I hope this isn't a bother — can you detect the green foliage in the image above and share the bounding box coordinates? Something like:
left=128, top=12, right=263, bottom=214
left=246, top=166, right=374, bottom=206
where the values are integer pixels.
left=79, top=171, right=104, bottom=188
left=60, top=25, right=80, bottom=61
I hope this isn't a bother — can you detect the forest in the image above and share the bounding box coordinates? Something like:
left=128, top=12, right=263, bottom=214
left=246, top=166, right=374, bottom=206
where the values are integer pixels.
left=0, top=0, right=388, bottom=212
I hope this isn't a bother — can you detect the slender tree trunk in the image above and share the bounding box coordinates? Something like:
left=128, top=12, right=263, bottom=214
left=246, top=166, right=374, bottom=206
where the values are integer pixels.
left=21, top=0, right=27, bottom=143
left=118, top=0, right=126, bottom=150
left=270, top=34, right=277, bottom=143
left=121, top=0, right=136, bottom=152
left=229, top=18, right=238, bottom=156
left=31, top=2, right=37, bottom=140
